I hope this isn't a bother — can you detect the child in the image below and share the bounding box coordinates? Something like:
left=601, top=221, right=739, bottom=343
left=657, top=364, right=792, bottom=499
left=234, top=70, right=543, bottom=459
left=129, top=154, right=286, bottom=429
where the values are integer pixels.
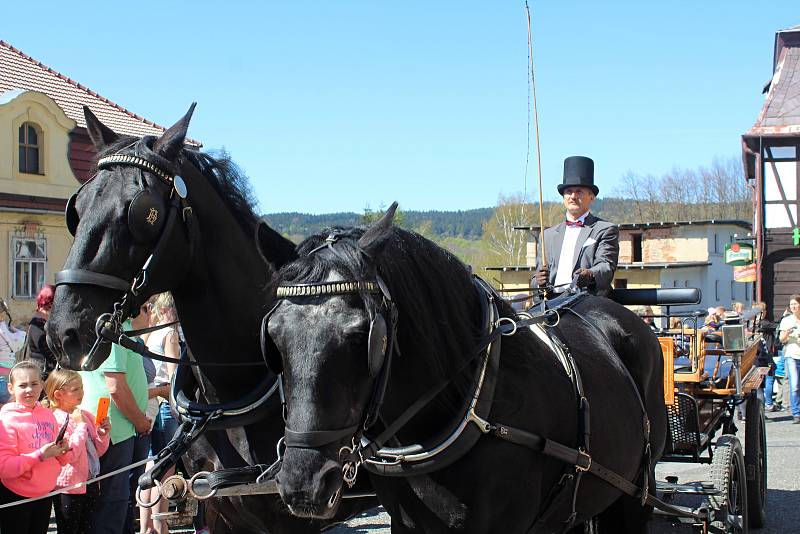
left=44, top=369, right=111, bottom=534
left=0, top=361, right=72, bottom=534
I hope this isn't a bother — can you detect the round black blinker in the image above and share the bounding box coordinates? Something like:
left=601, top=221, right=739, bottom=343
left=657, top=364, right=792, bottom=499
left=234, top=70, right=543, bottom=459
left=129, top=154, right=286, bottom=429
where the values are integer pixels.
left=65, top=193, right=79, bottom=237
left=128, top=189, right=167, bottom=243
left=368, top=313, right=388, bottom=377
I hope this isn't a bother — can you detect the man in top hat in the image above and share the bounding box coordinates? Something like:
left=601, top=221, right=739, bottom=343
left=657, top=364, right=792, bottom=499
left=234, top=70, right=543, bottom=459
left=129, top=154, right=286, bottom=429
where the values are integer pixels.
left=534, top=156, right=619, bottom=297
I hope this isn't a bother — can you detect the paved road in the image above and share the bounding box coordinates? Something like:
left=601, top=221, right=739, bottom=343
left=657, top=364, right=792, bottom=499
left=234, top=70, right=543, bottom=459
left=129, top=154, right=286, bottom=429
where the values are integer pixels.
left=329, top=408, right=800, bottom=533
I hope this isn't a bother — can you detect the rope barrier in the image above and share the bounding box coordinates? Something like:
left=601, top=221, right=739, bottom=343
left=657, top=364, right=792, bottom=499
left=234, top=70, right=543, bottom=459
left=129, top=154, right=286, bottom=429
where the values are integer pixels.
left=0, top=455, right=155, bottom=509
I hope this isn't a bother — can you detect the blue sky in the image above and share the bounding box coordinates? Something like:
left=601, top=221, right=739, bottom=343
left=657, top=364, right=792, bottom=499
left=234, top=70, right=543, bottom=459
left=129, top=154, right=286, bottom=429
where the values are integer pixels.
left=3, top=1, right=797, bottom=214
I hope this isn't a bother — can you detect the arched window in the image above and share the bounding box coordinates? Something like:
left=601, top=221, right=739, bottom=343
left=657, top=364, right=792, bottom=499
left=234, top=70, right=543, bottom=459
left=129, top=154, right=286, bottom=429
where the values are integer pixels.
left=18, top=122, right=42, bottom=174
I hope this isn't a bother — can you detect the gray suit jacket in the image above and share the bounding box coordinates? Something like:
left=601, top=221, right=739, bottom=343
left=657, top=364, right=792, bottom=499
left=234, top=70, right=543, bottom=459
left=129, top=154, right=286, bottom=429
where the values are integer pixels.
left=534, top=213, right=619, bottom=296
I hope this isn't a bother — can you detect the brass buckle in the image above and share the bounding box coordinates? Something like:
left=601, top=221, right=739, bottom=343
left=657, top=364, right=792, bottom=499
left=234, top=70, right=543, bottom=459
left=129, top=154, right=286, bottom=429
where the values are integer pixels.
left=576, top=449, right=592, bottom=472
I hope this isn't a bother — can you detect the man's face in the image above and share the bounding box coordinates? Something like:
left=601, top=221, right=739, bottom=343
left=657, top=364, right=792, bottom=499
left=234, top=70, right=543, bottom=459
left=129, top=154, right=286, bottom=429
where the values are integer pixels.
left=562, top=186, right=595, bottom=218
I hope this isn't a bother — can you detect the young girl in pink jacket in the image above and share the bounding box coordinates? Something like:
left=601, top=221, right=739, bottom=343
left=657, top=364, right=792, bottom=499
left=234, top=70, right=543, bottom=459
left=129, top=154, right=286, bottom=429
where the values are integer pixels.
left=0, top=361, right=72, bottom=534
left=44, top=368, right=111, bottom=534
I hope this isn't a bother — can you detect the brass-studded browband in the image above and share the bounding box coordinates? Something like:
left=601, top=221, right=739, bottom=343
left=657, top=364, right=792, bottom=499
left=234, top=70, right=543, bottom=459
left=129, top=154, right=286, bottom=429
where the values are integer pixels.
left=276, top=281, right=380, bottom=298
left=98, top=154, right=173, bottom=186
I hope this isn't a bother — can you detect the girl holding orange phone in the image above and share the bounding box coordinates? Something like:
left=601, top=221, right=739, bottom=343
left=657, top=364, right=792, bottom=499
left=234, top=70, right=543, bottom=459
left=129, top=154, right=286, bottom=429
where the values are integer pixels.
left=45, top=370, right=111, bottom=534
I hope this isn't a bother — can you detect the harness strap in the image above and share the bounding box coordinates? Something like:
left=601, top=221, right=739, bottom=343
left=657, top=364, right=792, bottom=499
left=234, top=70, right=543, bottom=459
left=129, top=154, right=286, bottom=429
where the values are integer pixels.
left=102, top=327, right=265, bottom=367
left=124, top=321, right=179, bottom=337
left=490, top=422, right=699, bottom=520
left=55, top=269, right=131, bottom=291
left=284, top=425, right=359, bottom=449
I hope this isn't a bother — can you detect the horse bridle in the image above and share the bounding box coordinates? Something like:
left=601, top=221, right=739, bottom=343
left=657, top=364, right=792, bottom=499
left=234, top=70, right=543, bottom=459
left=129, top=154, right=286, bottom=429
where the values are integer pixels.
left=261, top=232, right=398, bottom=487
left=55, top=142, right=198, bottom=368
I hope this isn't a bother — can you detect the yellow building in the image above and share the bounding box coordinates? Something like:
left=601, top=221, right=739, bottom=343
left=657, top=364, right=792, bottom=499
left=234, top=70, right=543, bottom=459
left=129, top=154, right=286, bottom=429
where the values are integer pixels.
left=0, top=40, right=168, bottom=324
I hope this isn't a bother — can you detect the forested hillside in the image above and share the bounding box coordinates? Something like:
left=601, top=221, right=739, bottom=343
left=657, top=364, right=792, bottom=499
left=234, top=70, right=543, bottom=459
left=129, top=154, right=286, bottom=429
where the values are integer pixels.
left=263, top=208, right=492, bottom=241
left=262, top=157, right=752, bottom=272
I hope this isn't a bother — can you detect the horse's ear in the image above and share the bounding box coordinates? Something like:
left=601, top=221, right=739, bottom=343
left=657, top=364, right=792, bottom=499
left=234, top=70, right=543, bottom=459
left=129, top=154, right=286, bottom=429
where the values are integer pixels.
left=358, top=202, right=398, bottom=258
left=83, top=106, right=118, bottom=149
left=256, top=217, right=298, bottom=270
left=153, top=103, right=196, bottom=161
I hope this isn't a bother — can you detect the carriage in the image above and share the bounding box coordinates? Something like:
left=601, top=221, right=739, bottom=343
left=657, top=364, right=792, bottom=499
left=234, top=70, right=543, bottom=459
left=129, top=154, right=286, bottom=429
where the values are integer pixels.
left=611, top=288, right=769, bottom=534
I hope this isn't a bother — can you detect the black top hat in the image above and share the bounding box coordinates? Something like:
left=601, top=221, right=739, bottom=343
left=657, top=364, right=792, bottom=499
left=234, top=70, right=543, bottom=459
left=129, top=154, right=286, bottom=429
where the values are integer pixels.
left=558, top=156, right=598, bottom=196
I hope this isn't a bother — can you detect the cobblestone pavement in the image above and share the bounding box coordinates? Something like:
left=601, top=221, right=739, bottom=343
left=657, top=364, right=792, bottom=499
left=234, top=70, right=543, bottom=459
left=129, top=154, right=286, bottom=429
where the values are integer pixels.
left=329, top=407, right=800, bottom=533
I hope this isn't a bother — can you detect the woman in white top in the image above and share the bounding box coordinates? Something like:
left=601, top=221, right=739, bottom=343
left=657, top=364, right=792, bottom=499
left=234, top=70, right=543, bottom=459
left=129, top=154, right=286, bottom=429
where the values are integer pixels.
left=778, top=294, right=800, bottom=423
left=139, top=293, right=181, bottom=534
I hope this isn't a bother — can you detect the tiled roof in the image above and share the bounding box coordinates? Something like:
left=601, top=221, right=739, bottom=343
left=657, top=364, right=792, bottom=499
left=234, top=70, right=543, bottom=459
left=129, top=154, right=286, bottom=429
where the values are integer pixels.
left=0, top=40, right=167, bottom=139
left=746, top=27, right=800, bottom=135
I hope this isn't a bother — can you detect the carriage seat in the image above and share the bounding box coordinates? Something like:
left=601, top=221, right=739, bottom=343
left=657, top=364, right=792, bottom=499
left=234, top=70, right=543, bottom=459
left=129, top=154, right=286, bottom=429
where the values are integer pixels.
left=703, top=333, right=722, bottom=344
left=673, top=354, right=733, bottom=387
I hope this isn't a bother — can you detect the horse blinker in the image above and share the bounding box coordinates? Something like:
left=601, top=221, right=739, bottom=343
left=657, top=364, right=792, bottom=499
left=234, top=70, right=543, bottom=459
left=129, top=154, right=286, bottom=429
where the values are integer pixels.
left=128, top=189, right=167, bottom=243
left=367, top=313, right=387, bottom=378
left=65, top=193, right=79, bottom=236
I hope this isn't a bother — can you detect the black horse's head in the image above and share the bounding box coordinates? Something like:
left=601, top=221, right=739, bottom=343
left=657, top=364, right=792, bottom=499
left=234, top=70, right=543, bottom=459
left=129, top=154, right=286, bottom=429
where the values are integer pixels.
left=267, top=204, right=399, bottom=518
left=47, top=105, right=196, bottom=371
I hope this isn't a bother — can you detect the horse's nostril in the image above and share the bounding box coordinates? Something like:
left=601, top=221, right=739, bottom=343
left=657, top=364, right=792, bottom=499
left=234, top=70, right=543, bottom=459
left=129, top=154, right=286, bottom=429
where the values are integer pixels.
left=61, top=329, right=83, bottom=357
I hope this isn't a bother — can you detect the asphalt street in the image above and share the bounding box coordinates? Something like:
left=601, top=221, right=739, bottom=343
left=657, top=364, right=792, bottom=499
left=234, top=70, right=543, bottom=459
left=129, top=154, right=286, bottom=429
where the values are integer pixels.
left=329, top=407, right=800, bottom=533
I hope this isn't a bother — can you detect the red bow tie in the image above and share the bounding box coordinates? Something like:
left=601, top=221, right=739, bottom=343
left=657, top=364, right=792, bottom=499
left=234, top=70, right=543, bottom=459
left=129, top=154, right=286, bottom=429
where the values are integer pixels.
left=565, top=220, right=584, bottom=227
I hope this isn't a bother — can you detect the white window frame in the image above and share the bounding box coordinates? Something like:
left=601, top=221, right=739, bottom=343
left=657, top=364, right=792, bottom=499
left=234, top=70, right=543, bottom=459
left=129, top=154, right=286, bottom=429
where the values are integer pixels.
left=11, top=237, right=47, bottom=299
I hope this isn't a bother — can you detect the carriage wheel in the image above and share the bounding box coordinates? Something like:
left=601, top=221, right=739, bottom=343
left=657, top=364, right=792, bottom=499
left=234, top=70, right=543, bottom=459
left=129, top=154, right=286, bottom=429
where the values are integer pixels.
left=744, top=390, right=767, bottom=528
left=709, top=435, right=748, bottom=533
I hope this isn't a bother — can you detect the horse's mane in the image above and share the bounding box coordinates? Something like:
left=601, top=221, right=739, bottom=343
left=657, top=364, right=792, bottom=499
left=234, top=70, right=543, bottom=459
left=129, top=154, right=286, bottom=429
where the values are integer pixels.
left=278, top=225, right=482, bottom=407
left=95, top=136, right=260, bottom=235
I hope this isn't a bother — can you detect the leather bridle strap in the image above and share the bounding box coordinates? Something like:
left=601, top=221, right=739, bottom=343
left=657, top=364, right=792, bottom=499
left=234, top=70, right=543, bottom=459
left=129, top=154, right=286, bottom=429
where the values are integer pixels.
left=54, top=269, right=131, bottom=292
left=284, top=425, right=360, bottom=448
left=100, top=326, right=265, bottom=367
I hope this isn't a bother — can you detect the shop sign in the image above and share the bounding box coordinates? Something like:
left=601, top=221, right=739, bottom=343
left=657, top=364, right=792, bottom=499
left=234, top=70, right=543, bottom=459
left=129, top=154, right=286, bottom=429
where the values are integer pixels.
left=724, top=242, right=753, bottom=266
left=733, top=263, right=757, bottom=283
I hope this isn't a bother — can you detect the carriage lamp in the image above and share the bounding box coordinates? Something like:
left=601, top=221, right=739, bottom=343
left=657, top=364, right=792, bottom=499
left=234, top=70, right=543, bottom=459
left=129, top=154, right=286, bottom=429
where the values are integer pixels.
left=721, top=323, right=745, bottom=352
left=721, top=313, right=745, bottom=397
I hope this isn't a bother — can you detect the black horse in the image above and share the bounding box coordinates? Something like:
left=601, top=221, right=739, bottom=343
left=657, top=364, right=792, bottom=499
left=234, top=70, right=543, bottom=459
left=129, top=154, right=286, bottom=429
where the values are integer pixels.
left=46, top=106, right=371, bottom=533
left=266, top=204, right=668, bottom=533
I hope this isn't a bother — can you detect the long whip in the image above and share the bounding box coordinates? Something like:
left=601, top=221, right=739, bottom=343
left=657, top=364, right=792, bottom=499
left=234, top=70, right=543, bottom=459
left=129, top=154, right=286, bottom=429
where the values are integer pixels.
left=525, top=2, right=547, bottom=267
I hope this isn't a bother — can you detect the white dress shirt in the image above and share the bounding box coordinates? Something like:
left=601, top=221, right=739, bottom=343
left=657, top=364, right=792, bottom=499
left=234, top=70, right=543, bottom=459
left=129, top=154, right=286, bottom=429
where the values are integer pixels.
left=554, top=212, right=588, bottom=290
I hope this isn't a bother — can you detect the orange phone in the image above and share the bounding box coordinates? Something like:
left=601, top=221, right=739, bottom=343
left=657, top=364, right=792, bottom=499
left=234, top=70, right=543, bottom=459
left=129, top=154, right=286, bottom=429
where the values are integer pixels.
left=96, top=397, right=110, bottom=425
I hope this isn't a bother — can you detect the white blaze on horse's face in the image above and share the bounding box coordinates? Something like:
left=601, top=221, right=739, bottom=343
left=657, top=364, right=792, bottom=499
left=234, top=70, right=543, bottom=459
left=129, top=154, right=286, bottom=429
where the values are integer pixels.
left=268, top=273, right=376, bottom=518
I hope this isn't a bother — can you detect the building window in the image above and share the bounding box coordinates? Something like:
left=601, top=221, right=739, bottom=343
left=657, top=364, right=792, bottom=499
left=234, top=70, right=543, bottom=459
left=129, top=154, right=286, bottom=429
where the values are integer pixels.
left=673, top=280, right=678, bottom=288
left=12, top=237, right=46, bottom=299
left=632, top=234, right=643, bottom=262
left=731, top=281, right=736, bottom=302
left=713, top=233, right=719, bottom=254
left=715, top=280, right=720, bottom=301
left=684, top=280, right=690, bottom=288
left=614, top=278, right=628, bottom=289
left=18, top=122, right=43, bottom=175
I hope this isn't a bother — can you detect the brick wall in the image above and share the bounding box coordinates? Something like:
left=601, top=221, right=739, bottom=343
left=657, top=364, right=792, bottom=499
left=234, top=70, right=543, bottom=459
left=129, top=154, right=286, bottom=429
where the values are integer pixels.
left=619, top=228, right=709, bottom=263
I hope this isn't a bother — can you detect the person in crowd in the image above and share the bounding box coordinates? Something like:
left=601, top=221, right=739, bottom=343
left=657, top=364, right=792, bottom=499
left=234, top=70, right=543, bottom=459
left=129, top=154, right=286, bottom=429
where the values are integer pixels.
left=778, top=294, right=800, bottom=423
left=0, top=361, right=72, bottom=534
left=80, top=302, right=151, bottom=534
left=714, top=305, right=727, bottom=320
left=766, top=352, right=789, bottom=412
left=638, top=306, right=658, bottom=331
left=44, top=369, right=111, bottom=534
left=702, top=312, right=721, bottom=333
left=27, top=284, right=58, bottom=380
left=139, top=293, right=181, bottom=534
left=534, top=156, right=619, bottom=297
left=733, top=301, right=745, bottom=315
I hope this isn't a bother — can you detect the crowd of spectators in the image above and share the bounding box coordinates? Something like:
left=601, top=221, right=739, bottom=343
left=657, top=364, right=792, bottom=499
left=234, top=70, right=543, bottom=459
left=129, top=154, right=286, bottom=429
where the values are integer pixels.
left=0, top=287, right=185, bottom=534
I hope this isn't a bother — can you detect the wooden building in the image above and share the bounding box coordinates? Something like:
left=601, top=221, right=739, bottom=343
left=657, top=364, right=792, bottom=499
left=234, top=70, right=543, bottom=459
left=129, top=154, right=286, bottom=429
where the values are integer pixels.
left=742, top=26, right=800, bottom=321
left=0, top=40, right=171, bottom=323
